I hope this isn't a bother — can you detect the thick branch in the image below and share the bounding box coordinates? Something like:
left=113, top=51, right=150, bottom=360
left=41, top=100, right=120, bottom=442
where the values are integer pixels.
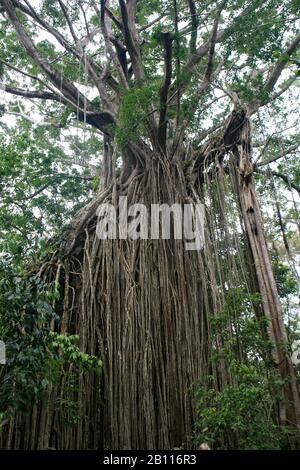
left=79, top=1, right=90, bottom=38
left=118, top=0, right=144, bottom=81
left=170, top=5, right=250, bottom=104
left=205, top=0, right=226, bottom=82
left=267, top=75, right=298, bottom=103
left=105, top=5, right=122, bottom=30
left=256, top=144, right=299, bottom=167
left=264, top=31, right=300, bottom=93
left=1, top=84, right=62, bottom=101
left=100, top=0, right=128, bottom=87
left=247, top=32, right=300, bottom=114
left=0, top=56, right=84, bottom=109
left=11, top=0, right=76, bottom=55
left=10, top=0, right=117, bottom=98
left=57, top=0, right=78, bottom=43
left=2, top=0, right=115, bottom=132
left=0, top=56, right=61, bottom=94
left=255, top=169, right=300, bottom=195
left=173, top=0, right=180, bottom=122
left=158, top=31, right=173, bottom=153
left=187, top=0, right=198, bottom=54
left=3, top=0, right=86, bottom=108
left=1, top=83, right=114, bottom=131
left=138, top=13, right=167, bottom=33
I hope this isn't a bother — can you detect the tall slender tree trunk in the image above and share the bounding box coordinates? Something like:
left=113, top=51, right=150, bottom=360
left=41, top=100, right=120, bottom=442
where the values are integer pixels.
left=234, top=115, right=300, bottom=428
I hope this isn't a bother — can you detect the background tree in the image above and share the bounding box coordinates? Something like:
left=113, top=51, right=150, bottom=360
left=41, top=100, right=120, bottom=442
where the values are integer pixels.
left=0, top=0, right=299, bottom=449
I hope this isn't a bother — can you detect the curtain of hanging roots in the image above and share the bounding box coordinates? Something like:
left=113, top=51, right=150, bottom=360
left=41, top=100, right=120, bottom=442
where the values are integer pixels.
left=1, top=154, right=268, bottom=450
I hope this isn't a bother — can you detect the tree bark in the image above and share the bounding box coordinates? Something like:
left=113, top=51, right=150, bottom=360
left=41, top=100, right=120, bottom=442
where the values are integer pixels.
left=233, top=116, right=300, bottom=428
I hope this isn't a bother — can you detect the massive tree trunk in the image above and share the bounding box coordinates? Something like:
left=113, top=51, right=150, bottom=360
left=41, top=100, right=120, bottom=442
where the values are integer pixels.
left=1, top=148, right=221, bottom=450
left=1, top=112, right=299, bottom=450
left=55, top=151, right=226, bottom=449
left=73, top=163, right=203, bottom=449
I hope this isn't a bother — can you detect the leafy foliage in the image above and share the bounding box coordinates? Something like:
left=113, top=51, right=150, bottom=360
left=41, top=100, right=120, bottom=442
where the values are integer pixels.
left=193, top=288, right=300, bottom=449
left=0, top=262, right=102, bottom=423
left=0, top=119, right=97, bottom=265
left=115, top=81, right=160, bottom=148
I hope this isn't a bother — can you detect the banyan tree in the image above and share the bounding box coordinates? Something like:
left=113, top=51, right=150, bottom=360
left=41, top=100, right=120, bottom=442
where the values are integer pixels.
left=0, top=0, right=299, bottom=449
